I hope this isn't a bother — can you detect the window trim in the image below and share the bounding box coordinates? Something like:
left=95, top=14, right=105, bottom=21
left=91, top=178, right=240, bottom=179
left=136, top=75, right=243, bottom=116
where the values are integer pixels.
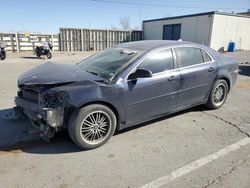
left=125, top=47, right=175, bottom=80
left=124, top=46, right=215, bottom=81
left=200, top=48, right=212, bottom=63
left=173, top=46, right=215, bottom=70
left=137, top=48, right=175, bottom=75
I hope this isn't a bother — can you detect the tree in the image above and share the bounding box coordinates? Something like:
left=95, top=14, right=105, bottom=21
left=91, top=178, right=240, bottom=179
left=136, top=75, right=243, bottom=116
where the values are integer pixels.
left=119, top=16, right=131, bottom=30
left=110, top=25, right=119, bottom=30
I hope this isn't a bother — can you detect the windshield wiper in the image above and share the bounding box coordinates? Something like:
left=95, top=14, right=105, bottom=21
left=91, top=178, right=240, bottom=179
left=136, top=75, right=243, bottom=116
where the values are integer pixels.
left=85, top=70, right=112, bottom=84
left=86, top=70, right=99, bottom=76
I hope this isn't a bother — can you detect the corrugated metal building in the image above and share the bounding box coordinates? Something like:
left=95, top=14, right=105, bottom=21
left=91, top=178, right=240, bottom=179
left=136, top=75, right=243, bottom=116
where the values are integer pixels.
left=143, top=11, right=250, bottom=51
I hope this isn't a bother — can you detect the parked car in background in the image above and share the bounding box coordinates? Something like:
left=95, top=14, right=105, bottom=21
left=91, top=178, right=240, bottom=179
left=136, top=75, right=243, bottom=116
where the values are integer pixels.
left=15, top=40, right=238, bottom=149
left=0, top=42, right=6, bottom=60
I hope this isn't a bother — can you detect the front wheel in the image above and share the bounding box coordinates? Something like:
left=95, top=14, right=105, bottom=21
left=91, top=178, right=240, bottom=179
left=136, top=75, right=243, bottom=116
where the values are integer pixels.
left=68, top=104, right=117, bottom=150
left=47, top=52, right=52, bottom=59
left=0, top=51, right=6, bottom=60
left=36, top=52, right=41, bottom=58
left=206, top=79, right=228, bottom=109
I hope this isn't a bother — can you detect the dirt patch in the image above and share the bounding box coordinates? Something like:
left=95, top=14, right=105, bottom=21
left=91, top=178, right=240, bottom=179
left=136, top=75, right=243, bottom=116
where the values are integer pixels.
left=59, top=184, right=68, bottom=188
left=235, top=82, right=250, bottom=91
left=0, top=149, right=22, bottom=157
left=108, top=154, right=115, bottom=158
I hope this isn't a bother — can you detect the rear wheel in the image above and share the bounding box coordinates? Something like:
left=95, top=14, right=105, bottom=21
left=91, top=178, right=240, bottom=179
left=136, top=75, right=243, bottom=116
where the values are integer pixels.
left=206, top=79, right=228, bottom=109
left=68, top=104, right=117, bottom=150
left=0, top=51, right=6, bottom=60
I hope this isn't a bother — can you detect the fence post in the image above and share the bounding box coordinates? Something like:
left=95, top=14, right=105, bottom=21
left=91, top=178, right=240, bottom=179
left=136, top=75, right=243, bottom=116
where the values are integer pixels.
left=58, top=32, right=61, bottom=51
left=88, top=30, right=91, bottom=51
left=81, top=29, right=84, bottom=51
left=15, top=33, right=20, bottom=53
left=51, top=34, right=54, bottom=52
left=106, top=30, right=109, bottom=48
left=10, top=34, right=15, bottom=52
left=129, top=30, right=132, bottom=41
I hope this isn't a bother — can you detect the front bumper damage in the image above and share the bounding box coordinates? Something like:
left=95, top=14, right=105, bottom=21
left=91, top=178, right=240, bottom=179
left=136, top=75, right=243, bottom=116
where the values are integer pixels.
left=15, top=96, right=65, bottom=142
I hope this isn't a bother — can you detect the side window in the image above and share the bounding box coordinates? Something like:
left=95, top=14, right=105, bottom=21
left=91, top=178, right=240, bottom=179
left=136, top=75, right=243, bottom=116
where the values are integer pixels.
left=201, top=49, right=212, bottom=62
left=138, top=49, right=174, bottom=74
left=175, top=47, right=204, bottom=68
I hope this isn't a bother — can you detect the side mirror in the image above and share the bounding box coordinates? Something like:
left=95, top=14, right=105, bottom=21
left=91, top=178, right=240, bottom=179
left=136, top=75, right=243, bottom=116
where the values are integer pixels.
left=128, top=68, right=152, bottom=80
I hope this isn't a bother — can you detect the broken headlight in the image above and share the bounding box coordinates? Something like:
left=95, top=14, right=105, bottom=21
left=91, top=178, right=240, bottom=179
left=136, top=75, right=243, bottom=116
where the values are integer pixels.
left=39, top=92, right=64, bottom=108
left=38, top=92, right=65, bottom=128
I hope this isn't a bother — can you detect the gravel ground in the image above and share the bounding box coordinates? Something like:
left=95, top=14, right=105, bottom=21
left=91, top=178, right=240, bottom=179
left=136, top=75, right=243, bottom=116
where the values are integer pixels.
left=0, top=50, right=249, bottom=188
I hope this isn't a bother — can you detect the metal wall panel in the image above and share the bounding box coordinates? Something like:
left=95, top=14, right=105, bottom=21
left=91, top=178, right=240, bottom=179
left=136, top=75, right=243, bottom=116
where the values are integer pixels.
left=143, top=15, right=213, bottom=47
left=210, top=14, right=250, bottom=51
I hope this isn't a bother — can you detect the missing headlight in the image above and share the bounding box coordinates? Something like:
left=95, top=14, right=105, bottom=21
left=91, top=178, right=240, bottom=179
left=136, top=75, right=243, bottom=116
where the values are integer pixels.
left=39, top=92, right=64, bottom=108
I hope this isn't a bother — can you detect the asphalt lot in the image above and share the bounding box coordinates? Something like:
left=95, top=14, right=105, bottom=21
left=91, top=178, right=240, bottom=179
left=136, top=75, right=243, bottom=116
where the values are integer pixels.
left=0, top=50, right=250, bottom=188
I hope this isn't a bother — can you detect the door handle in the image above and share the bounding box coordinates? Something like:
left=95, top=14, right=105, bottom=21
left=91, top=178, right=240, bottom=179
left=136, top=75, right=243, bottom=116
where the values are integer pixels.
left=168, top=76, right=176, bottom=81
left=208, top=67, right=215, bottom=72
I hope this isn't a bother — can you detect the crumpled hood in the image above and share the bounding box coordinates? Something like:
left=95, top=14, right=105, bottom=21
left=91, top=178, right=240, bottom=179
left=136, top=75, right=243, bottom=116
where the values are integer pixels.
left=18, top=62, right=101, bottom=85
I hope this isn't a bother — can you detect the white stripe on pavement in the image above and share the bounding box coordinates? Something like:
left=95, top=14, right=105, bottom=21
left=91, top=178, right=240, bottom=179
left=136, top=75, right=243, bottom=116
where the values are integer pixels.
left=140, top=137, right=250, bottom=188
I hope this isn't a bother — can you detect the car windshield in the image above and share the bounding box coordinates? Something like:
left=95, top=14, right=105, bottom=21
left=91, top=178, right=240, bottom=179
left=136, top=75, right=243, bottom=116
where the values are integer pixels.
left=75, top=47, right=144, bottom=79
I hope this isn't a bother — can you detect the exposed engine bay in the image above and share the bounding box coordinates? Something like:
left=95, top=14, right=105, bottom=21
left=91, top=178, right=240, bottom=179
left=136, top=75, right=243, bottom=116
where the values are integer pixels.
left=15, top=84, right=69, bottom=142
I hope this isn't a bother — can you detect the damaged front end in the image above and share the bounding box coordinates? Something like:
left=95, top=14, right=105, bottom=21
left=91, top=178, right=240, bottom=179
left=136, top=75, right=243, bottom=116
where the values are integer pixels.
left=15, top=85, right=67, bottom=142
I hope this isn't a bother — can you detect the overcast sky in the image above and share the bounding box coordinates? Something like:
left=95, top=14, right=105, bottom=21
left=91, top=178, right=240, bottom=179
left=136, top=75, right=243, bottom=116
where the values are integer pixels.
left=0, top=0, right=249, bottom=33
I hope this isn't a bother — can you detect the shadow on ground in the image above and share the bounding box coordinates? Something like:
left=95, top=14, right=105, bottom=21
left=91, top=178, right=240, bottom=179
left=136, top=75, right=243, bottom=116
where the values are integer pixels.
left=0, top=108, right=80, bottom=155
left=239, top=64, right=250, bottom=77
left=0, top=105, right=209, bottom=155
left=21, top=56, right=44, bottom=60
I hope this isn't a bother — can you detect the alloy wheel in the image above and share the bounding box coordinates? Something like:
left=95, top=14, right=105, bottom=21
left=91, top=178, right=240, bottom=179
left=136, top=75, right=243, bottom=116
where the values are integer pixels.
left=80, top=111, right=111, bottom=145
left=213, top=83, right=226, bottom=106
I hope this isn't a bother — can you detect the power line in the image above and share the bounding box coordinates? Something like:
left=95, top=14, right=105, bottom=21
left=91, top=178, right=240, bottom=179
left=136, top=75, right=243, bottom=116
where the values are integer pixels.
left=91, top=0, right=247, bottom=10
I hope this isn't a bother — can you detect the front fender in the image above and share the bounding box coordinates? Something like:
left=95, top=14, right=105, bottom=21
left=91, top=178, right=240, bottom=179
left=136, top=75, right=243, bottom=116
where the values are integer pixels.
left=50, top=81, right=126, bottom=127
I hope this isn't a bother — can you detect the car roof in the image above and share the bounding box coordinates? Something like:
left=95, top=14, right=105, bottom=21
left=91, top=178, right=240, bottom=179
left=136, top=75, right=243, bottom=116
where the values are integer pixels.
left=114, top=40, right=201, bottom=51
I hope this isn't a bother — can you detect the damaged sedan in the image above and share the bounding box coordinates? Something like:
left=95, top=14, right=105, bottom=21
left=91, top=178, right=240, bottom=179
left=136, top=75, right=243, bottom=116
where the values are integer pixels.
left=15, top=40, right=238, bottom=149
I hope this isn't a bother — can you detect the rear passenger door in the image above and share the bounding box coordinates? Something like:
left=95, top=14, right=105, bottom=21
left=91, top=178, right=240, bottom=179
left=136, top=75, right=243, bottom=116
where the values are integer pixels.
left=174, top=47, right=217, bottom=108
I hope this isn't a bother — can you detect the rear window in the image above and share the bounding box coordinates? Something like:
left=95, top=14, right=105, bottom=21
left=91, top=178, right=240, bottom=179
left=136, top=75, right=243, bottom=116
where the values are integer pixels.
left=175, top=47, right=204, bottom=68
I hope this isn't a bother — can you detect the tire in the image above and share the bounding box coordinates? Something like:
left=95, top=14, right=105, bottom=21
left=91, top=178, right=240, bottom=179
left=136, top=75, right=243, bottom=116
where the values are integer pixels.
left=0, top=51, right=6, bottom=60
left=68, top=104, right=117, bottom=150
left=206, top=79, right=229, bottom=109
left=47, top=52, right=52, bottom=59
left=36, top=52, right=41, bottom=58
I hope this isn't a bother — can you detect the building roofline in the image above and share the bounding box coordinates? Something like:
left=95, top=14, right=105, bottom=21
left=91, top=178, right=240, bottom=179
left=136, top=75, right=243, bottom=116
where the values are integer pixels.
left=216, top=11, right=250, bottom=18
left=143, top=11, right=250, bottom=23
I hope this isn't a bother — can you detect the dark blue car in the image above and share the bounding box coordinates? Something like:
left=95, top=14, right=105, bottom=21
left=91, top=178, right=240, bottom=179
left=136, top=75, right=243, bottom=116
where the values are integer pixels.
left=15, top=40, right=238, bottom=149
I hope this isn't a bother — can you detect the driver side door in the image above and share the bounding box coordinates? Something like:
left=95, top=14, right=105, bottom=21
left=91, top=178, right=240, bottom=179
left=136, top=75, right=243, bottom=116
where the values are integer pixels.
left=123, top=48, right=180, bottom=125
